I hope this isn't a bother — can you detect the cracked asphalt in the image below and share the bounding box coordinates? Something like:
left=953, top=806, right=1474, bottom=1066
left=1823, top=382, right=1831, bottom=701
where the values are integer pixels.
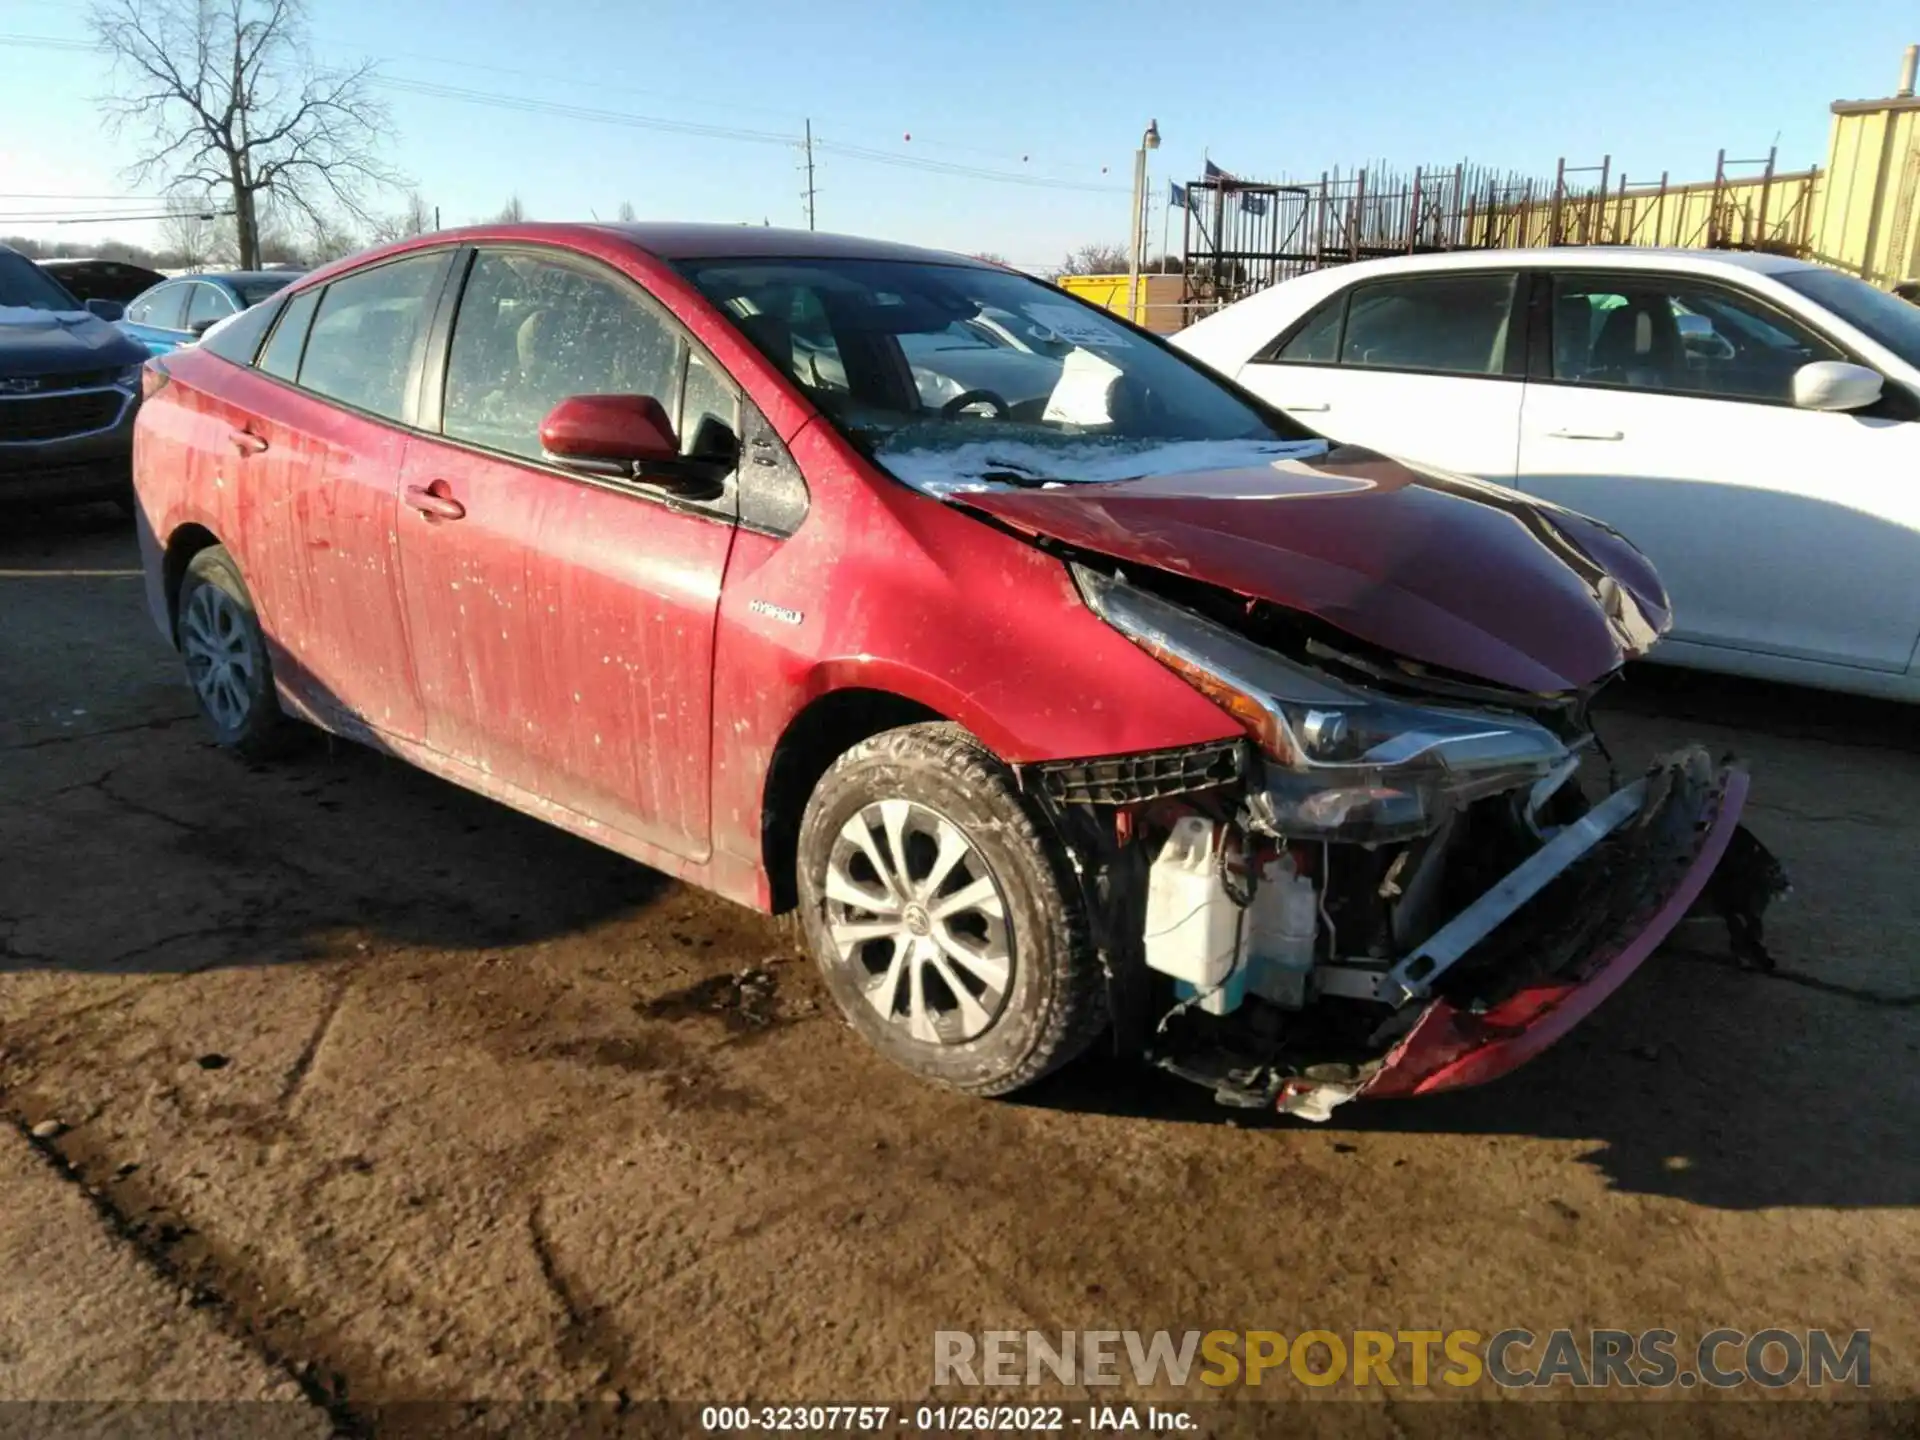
left=1, top=504, right=1916, bottom=1435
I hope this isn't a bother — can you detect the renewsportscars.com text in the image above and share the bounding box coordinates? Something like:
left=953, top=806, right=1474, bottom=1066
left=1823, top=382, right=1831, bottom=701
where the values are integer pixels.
left=933, top=1328, right=1871, bottom=1390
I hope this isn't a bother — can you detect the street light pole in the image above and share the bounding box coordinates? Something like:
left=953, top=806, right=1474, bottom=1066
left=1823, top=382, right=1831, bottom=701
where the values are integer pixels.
left=1127, top=118, right=1160, bottom=327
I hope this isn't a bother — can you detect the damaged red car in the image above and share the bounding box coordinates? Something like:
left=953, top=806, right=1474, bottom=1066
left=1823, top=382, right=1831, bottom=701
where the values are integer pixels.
left=132, top=224, right=1770, bottom=1118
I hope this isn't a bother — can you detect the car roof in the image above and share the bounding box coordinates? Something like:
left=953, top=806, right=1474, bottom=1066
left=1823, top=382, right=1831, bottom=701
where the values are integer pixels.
left=591, top=222, right=992, bottom=267
left=397, top=221, right=989, bottom=268
left=39, top=257, right=161, bottom=272
left=1173, top=245, right=1827, bottom=355
left=1277, top=246, right=1814, bottom=282
left=177, top=270, right=305, bottom=286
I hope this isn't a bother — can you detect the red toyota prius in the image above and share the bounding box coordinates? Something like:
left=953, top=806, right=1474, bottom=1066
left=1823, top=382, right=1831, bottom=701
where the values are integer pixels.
left=132, top=223, right=1768, bottom=1118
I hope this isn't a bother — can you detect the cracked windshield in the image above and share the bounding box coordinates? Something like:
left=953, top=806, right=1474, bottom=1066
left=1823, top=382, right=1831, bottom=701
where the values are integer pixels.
left=680, top=258, right=1324, bottom=492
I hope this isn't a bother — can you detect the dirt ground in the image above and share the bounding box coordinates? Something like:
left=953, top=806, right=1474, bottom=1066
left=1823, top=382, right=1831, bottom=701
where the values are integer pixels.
left=2, top=504, right=1915, bottom=1436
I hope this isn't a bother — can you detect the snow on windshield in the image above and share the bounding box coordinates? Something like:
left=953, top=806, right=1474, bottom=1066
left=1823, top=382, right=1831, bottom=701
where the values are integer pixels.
left=877, top=434, right=1331, bottom=496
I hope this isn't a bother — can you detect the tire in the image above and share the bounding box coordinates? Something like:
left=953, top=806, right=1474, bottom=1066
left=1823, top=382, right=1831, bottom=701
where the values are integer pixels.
left=796, top=722, right=1107, bottom=1096
left=175, top=546, right=292, bottom=759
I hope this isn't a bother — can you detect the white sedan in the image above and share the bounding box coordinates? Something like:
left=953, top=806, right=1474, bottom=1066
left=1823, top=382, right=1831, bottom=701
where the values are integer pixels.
left=1173, top=247, right=1920, bottom=702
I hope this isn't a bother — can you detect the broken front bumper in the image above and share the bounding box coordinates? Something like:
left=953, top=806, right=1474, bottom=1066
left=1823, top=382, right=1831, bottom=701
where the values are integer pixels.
left=1277, top=751, right=1751, bottom=1120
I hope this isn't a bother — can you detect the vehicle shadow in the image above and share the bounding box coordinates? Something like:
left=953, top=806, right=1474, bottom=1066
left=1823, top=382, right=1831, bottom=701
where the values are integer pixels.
left=1026, top=940, right=1919, bottom=1210
left=0, top=501, right=691, bottom=976
left=1602, top=660, right=1920, bottom=755
left=9, top=505, right=1914, bottom=1208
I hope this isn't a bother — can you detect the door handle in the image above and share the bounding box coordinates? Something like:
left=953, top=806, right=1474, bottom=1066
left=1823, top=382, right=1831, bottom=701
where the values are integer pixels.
left=404, top=483, right=466, bottom=522
left=1546, top=427, right=1624, bottom=441
left=228, top=428, right=268, bottom=455
left=1281, top=401, right=1331, bottom=412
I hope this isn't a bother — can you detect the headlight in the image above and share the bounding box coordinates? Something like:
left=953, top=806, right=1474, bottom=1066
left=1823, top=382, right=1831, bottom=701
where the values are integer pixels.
left=112, top=362, right=144, bottom=391
left=1072, top=564, right=1569, bottom=842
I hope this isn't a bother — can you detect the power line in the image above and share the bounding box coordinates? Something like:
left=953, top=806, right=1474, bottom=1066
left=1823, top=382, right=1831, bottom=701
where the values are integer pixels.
left=0, top=193, right=175, bottom=201
left=0, top=32, right=94, bottom=51
left=815, top=140, right=1128, bottom=195
left=0, top=32, right=1130, bottom=200
left=0, top=210, right=231, bottom=224
left=373, top=75, right=799, bottom=147
left=375, top=75, right=1128, bottom=196
left=326, top=40, right=1094, bottom=172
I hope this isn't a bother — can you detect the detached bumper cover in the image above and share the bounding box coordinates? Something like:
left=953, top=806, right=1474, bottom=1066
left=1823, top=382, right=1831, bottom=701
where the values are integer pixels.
left=1280, top=752, right=1750, bottom=1116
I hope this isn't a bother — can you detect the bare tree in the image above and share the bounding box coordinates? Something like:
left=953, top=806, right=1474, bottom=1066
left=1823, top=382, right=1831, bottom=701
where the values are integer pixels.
left=617, top=200, right=637, bottom=223
left=89, top=0, right=401, bottom=269
left=1056, top=242, right=1132, bottom=276
left=158, top=192, right=219, bottom=269
left=252, top=214, right=305, bottom=266
left=302, top=211, right=360, bottom=264
left=369, top=189, right=434, bottom=244
left=493, top=194, right=528, bottom=223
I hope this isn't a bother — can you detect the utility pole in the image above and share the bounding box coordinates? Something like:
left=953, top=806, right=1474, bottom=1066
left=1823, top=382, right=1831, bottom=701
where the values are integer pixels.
left=1127, top=119, right=1160, bottom=326
left=803, top=119, right=817, bottom=231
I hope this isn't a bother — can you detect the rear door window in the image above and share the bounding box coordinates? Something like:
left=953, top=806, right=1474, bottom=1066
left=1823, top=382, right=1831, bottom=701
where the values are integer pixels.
left=129, top=282, right=189, bottom=331
left=1340, top=273, right=1517, bottom=375
left=185, top=283, right=235, bottom=331
left=296, top=255, right=447, bottom=422
left=257, top=287, right=320, bottom=381
left=202, top=291, right=287, bottom=366
left=1261, top=292, right=1344, bottom=364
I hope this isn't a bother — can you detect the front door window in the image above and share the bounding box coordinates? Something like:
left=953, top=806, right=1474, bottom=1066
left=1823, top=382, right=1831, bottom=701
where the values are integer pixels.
left=442, top=251, right=684, bottom=461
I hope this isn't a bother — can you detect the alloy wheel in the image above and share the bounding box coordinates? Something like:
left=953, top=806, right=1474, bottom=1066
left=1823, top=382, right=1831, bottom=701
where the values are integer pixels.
left=823, top=799, right=1013, bottom=1045
left=181, top=582, right=255, bottom=731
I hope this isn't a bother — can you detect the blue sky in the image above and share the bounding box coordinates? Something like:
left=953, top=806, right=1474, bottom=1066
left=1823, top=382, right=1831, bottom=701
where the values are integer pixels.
left=2, top=0, right=1916, bottom=269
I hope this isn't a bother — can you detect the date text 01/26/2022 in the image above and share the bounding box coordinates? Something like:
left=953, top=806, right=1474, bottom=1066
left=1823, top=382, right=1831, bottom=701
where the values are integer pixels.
left=699, top=1404, right=1196, bottom=1432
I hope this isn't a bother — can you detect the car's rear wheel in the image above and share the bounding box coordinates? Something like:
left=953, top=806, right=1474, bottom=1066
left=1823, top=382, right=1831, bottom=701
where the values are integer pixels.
left=796, top=722, right=1106, bottom=1095
left=176, top=546, right=290, bottom=758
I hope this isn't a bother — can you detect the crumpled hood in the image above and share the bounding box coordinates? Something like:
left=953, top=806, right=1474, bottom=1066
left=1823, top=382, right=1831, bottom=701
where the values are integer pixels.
left=0, top=306, right=146, bottom=377
left=960, top=445, right=1671, bottom=693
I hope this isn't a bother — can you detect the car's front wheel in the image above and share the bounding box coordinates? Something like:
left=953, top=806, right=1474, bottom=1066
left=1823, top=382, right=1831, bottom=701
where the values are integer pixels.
left=176, top=546, right=291, bottom=758
left=796, top=722, right=1107, bottom=1095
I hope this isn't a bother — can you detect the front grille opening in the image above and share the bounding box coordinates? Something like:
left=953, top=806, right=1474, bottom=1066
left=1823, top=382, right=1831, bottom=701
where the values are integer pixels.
left=0, top=391, right=124, bottom=443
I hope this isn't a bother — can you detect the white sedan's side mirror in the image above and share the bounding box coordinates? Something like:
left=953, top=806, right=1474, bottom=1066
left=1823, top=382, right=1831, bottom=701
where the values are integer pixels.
left=1793, top=360, right=1884, bottom=412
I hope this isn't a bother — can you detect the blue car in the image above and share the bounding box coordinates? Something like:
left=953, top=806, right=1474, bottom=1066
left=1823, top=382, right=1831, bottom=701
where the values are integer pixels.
left=119, top=270, right=305, bottom=355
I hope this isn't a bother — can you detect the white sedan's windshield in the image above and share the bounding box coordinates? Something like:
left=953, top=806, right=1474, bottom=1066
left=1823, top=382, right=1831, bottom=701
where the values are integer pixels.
left=1778, top=266, right=1920, bottom=368
left=681, top=257, right=1324, bottom=491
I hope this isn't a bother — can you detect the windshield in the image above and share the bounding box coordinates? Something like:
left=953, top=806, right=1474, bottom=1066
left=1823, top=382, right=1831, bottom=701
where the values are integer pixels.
left=1777, top=266, right=1920, bottom=368
left=679, top=257, right=1321, bottom=491
left=0, top=251, right=81, bottom=313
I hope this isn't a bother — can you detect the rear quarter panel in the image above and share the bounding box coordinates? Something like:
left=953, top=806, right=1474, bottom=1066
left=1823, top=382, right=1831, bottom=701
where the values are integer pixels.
left=133, top=348, right=245, bottom=636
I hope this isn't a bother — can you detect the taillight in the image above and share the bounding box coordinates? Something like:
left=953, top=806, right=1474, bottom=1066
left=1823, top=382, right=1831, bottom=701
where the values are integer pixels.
left=141, top=359, right=170, bottom=401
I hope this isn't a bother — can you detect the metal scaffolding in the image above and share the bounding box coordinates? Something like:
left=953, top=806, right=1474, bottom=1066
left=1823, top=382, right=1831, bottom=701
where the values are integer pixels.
left=1178, top=152, right=1823, bottom=317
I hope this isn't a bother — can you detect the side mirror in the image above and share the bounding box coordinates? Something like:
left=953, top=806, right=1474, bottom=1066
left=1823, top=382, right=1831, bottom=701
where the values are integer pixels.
left=540, top=393, right=680, bottom=475
left=85, top=298, right=125, bottom=322
left=1793, top=360, right=1883, bottom=413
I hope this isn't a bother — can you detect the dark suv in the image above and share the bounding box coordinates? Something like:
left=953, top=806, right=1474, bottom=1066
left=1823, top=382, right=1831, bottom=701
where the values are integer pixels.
left=0, top=245, right=149, bottom=507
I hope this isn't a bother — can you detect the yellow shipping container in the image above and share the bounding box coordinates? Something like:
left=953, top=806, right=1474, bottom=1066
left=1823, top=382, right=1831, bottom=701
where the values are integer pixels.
left=1056, top=273, right=1187, bottom=334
